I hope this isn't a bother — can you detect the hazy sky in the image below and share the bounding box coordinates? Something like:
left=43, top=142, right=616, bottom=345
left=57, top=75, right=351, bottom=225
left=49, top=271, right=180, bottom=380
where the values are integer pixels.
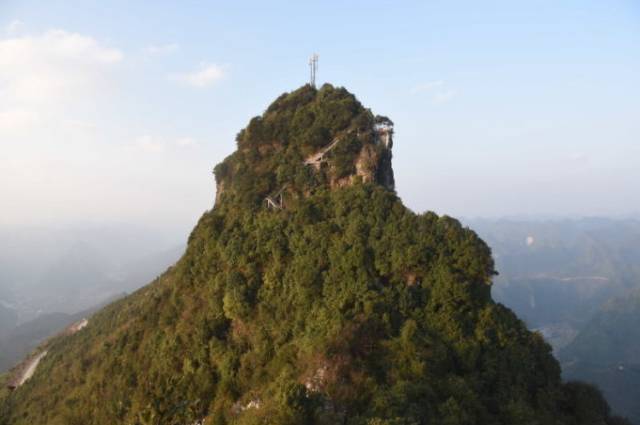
left=1, top=1, right=639, bottom=235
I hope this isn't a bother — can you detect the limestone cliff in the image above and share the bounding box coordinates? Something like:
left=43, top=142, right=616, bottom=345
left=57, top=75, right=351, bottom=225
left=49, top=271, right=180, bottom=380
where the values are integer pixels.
left=213, top=84, right=394, bottom=209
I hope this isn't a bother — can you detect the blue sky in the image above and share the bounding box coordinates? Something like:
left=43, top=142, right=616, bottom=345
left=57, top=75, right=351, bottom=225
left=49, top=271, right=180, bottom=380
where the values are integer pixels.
left=1, top=1, right=639, bottom=236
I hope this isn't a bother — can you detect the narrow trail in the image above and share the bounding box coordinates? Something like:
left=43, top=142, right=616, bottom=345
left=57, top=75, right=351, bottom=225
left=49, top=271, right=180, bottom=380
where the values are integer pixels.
left=6, top=318, right=89, bottom=389
left=14, top=350, right=47, bottom=388
left=304, top=136, right=342, bottom=166
left=68, top=318, right=89, bottom=334
left=516, top=274, right=611, bottom=283
left=266, top=129, right=355, bottom=209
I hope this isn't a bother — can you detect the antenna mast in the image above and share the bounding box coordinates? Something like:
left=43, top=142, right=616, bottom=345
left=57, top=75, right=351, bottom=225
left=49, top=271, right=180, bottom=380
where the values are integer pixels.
left=309, top=53, right=318, bottom=87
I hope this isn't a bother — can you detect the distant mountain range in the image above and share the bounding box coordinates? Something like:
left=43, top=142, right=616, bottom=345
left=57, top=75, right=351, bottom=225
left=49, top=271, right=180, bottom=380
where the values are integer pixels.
left=0, top=224, right=185, bottom=323
left=0, top=303, right=18, bottom=340
left=560, top=288, right=640, bottom=424
left=0, top=294, right=124, bottom=372
left=0, top=226, right=185, bottom=374
left=467, top=217, right=640, bottom=423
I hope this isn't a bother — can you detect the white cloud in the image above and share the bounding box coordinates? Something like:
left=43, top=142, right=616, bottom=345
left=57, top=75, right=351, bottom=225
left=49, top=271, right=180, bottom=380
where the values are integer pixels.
left=128, top=136, right=200, bottom=154
left=176, top=137, right=199, bottom=148
left=5, top=20, right=24, bottom=34
left=411, top=80, right=444, bottom=93
left=144, top=42, right=179, bottom=56
left=0, top=29, right=123, bottom=66
left=567, top=152, right=589, bottom=163
left=0, top=28, right=122, bottom=106
left=412, top=80, right=457, bottom=104
left=0, top=108, right=38, bottom=132
left=0, top=28, right=123, bottom=136
left=433, top=90, right=457, bottom=104
left=131, top=135, right=165, bottom=154
left=172, top=63, right=224, bottom=88
left=65, top=119, right=97, bottom=131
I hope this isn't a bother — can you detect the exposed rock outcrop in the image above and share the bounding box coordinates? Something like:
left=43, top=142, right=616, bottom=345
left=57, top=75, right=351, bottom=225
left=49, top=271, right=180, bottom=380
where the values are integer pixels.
left=213, top=84, right=395, bottom=209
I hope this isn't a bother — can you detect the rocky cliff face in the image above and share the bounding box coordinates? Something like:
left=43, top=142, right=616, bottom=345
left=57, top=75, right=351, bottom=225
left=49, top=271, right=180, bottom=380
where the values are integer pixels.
left=325, top=129, right=394, bottom=191
left=213, top=84, right=395, bottom=209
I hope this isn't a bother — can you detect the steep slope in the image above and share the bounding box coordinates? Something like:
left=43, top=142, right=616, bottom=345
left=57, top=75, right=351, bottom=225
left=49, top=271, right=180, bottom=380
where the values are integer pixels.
left=560, top=288, right=640, bottom=424
left=0, top=84, right=628, bottom=425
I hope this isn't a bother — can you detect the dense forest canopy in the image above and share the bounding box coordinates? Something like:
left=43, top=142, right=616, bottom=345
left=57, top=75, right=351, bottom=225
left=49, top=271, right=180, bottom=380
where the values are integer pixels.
left=0, top=84, right=630, bottom=425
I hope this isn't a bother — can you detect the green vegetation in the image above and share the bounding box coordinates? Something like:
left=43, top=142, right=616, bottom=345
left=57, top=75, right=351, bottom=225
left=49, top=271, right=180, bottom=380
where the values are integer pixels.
left=0, top=85, right=629, bottom=424
left=213, top=84, right=393, bottom=209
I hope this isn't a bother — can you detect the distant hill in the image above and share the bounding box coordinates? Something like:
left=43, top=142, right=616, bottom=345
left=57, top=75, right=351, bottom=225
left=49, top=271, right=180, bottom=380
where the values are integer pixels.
left=0, top=303, right=17, bottom=340
left=0, top=225, right=186, bottom=324
left=560, top=289, right=640, bottom=424
left=468, top=218, right=640, bottom=423
left=0, top=294, right=124, bottom=373
left=0, top=244, right=184, bottom=372
left=468, top=218, right=640, bottom=351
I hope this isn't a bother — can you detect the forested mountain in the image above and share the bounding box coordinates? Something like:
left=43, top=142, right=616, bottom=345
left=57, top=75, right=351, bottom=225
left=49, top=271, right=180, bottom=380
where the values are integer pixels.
left=0, top=85, right=628, bottom=424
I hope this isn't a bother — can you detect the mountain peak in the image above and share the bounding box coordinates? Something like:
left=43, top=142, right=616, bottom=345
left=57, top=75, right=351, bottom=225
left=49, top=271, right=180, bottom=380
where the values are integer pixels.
left=1, top=85, right=628, bottom=425
left=213, top=84, right=394, bottom=208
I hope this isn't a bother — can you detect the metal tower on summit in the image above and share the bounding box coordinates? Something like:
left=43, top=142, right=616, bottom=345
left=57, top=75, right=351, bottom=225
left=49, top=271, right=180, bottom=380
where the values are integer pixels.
left=309, top=53, right=319, bottom=87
